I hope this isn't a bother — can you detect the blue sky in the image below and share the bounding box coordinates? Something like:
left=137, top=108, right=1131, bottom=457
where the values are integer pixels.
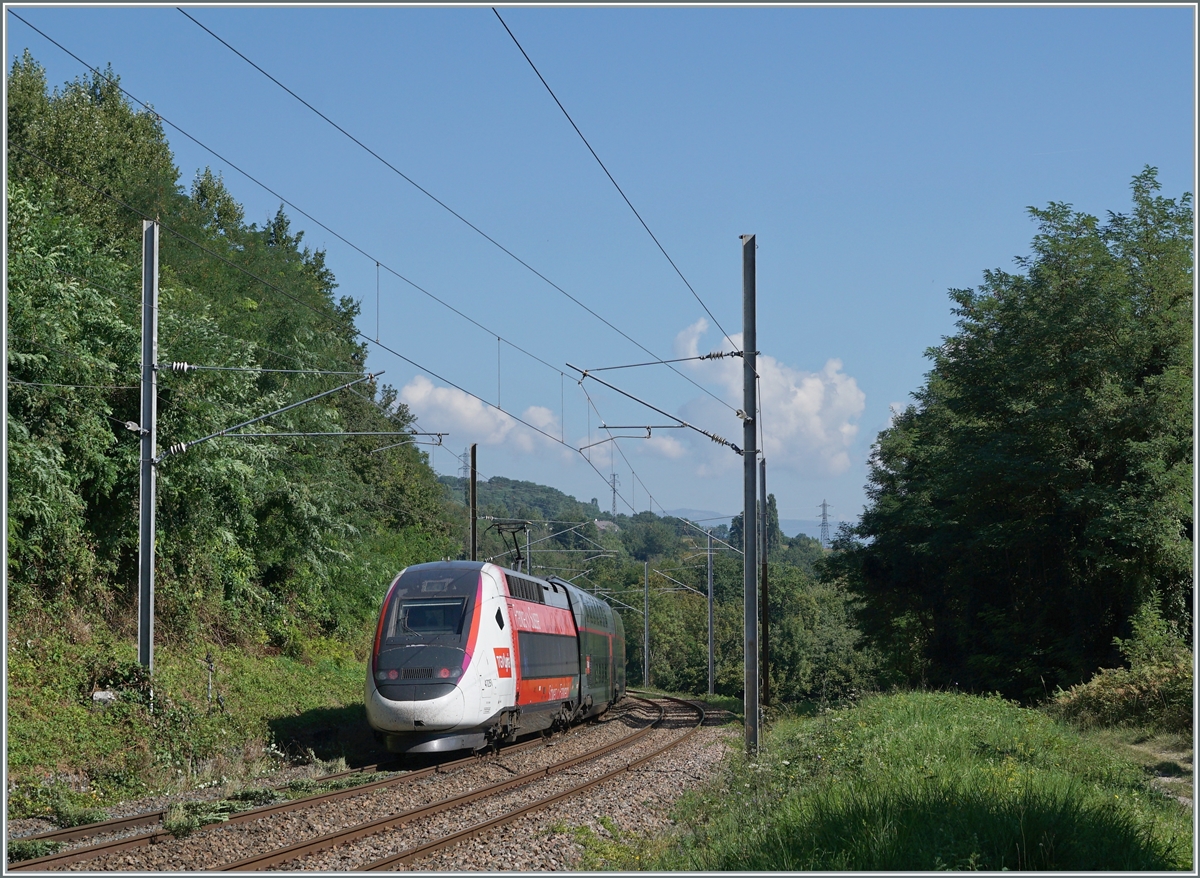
left=6, top=5, right=1195, bottom=535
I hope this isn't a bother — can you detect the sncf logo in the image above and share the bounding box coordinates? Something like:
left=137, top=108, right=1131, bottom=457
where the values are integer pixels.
left=494, top=648, right=513, bottom=678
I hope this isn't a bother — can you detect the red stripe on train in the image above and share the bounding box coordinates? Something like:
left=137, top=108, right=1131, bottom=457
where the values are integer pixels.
left=505, top=600, right=578, bottom=636
left=517, top=676, right=576, bottom=705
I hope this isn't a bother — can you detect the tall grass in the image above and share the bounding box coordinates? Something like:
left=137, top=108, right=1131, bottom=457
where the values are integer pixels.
left=5, top=618, right=371, bottom=822
left=646, top=691, right=1192, bottom=871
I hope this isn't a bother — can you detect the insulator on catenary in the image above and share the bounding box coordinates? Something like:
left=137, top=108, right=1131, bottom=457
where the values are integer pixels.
left=167, top=442, right=188, bottom=456
left=166, top=362, right=195, bottom=372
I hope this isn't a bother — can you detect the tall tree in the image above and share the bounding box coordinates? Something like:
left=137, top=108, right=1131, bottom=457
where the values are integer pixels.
left=828, top=169, right=1192, bottom=700
left=6, top=51, right=455, bottom=646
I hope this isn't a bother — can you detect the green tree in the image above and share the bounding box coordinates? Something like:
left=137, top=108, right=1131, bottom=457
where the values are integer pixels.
left=829, top=169, right=1192, bottom=700
left=6, top=51, right=457, bottom=648
left=621, top=512, right=680, bottom=561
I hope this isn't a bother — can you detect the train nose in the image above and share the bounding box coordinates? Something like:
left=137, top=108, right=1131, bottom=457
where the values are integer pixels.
left=413, top=685, right=465, bottom=727
left=366, top=679, right=466, bottom=732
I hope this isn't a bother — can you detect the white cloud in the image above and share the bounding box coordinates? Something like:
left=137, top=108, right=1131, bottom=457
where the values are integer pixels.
left=400, top=376, right=571, bottom=459
left=645, top=433, right=687, bottom=459
left=399, top=320, right=865, bottom=483
left=678, top=323, right=866, bottom=477
left=674, top=317, right=715, bottom=359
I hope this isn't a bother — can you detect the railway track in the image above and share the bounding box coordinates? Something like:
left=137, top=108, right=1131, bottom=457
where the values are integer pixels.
left=8, top=696, right=674, bottom=872
left=6, top=713, right=599, bottom=871
left=9, top=759, right=396, bottom=852
left=356, top=695, right=705, bottom=872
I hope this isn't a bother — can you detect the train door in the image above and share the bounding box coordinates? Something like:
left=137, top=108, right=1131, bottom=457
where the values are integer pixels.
left=612, top=610, right=626, bottom=699
left=481, top=570, right=517, bottom=718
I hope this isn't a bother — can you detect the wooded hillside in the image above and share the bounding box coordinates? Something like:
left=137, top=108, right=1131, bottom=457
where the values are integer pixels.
left=7, top=52, right=456, bottom=651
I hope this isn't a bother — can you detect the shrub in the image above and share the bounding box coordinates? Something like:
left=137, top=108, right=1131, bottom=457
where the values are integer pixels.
left=1048, top=658, right=1192, bottom=733
left=7, top=839, right=63, bottom=863
left=1049, top=595, right=1193, bottom=733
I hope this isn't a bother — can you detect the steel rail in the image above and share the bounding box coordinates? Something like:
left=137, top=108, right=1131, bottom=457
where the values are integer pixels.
left=11, top=761, right=391, bottom=847
left=6, top=728, right=561, bottom=872
left=213, top=697, right=665, bottom=871
left=362, top=695, right=705, bottom=870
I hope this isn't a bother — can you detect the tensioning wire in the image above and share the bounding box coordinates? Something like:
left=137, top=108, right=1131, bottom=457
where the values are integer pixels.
left=6, top=10, right=564, bottom=382
left=176, top=7, right=738, bottom=415
left=492, top=7, right=739, bottom=356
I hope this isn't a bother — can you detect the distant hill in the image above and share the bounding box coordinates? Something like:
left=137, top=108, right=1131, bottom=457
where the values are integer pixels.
left=439, top=475, right=604, bottom=522
left=664, top=508, right=847, bottom=542
left=439, top=480, right=849, bottom=543
left=663, top=508, right=733, bottom=528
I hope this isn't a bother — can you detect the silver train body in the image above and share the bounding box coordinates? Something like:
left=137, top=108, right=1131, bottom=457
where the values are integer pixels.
left=365, top=561, right=626, bottom=754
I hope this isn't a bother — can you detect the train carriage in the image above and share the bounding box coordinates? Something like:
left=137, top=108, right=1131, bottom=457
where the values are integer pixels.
left=366, top=561, right=626, bottom=754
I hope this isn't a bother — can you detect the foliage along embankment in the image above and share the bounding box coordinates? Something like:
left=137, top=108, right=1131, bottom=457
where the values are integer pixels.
left=6, top=51, right=455, bottom=817
left=8, top=51, right=457, bottom=653
left=584, top=691, right=1192, bottom=872
left=5, top=623, right=373, bottom=823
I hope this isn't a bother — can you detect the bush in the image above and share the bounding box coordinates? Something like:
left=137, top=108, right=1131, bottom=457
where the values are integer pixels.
left=1048, top=596, right=1193, bottom=733
left=1047, top=659, right=1192, bottom=733
left=7, top=839, right=64, bottom=864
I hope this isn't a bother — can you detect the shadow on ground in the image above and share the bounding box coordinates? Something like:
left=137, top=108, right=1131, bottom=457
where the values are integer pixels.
left=267, top=704, right=392, bottom=769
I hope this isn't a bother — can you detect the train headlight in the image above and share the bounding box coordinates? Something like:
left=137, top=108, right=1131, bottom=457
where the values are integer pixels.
left=375, top=671, right=387, bottom=681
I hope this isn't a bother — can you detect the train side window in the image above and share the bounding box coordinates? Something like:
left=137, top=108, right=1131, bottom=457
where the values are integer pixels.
left=495, top=608, right=505, bottom=629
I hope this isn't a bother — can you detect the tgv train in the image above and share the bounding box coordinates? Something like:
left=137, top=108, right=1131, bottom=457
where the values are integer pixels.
left=366, top=561, right=626, bottom=754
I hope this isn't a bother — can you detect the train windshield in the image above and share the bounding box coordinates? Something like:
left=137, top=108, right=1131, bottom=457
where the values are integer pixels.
left=394, top=599, right=466, bottom=636
left=379, top=566, right=480, bottom=647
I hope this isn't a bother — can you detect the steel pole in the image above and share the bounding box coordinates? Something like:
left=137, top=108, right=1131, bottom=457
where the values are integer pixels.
left=760, top=456, right=770, bottom=708
left=742, top=233, right=759, bottom=753
left=469, top=443, right=477, bottom=561
left=138, top=220, right=159, bottom=671
left=708, top=530, right=715, bottom=697
left=644, top=561, right=650, bottom=689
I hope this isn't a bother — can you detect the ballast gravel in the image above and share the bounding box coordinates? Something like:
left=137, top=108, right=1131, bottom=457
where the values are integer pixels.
left=286, top=700, right=722, bottom=871
left=405, top=722, right=735, bottom=872
left=34, top=698, right=734, bottom=872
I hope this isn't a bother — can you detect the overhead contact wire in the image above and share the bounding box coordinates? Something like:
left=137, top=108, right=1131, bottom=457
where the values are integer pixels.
left=175, top=7, right=736, bottom=414
left=492, top=7, right=738, bottom=355
left=12, top=144, right=656, bottom=514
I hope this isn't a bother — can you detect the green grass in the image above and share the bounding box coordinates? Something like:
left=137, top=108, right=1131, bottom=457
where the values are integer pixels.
left=1082, top=727, right=1194, bottom=806
left=158, top=771, right=393, bottom=837
left=629, top=687, right=745, bottom=718
left=613, top=691, right=1192, bottom=871
left=6, top=839, right=64, bottom=863
left=5, top=616, right=378, bottom=823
